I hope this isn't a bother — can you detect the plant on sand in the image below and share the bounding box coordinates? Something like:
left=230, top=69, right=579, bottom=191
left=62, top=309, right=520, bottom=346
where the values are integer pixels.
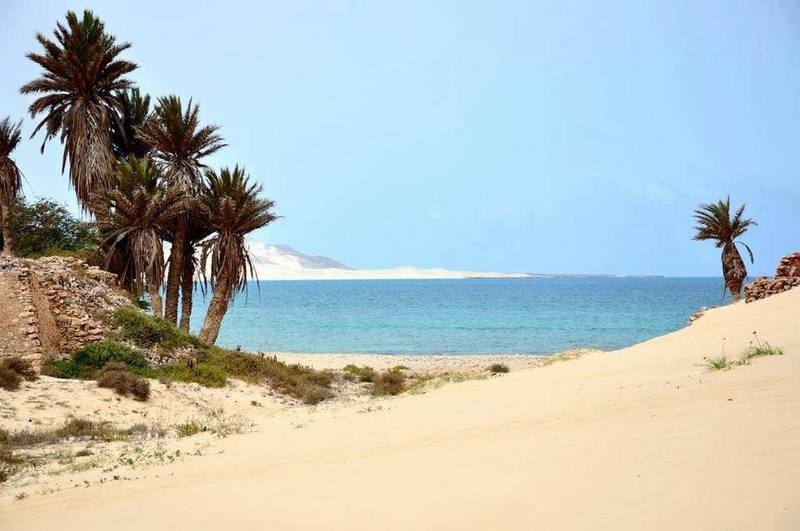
left=343, top=364, right=377, bottom=383
left=176, top=421, right=205, bottom=438
left=0, top=357, right=38, bottom=391
left=371, top=369, right=406, bottom=396
left=706, top=356, right=731, bottom=371
left=488, top=363, right=510, bottom=374
left=97, top=362, right=150, bottom=401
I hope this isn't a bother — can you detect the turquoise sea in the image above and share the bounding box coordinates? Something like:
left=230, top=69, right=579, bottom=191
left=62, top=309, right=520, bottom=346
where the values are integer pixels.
left=188, top=277, right=728, bottom=355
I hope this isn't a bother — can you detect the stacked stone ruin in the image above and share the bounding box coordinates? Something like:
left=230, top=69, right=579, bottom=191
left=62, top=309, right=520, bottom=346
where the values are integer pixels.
left=0, top=256, right=133, bottom=368
left=744, top=252, right=800, bottom=303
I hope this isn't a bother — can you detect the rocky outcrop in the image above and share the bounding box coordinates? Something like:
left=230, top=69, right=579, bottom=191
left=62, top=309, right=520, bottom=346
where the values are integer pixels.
left=0, top=256, right=133, bottom=368
left=775, top=252, right=800, bottom=278
left=744, top=252, right=800, bottom=303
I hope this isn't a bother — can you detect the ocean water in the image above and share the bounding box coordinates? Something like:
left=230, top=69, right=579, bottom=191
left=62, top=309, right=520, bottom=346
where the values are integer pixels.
left=188, top=277, right=727, bottom=355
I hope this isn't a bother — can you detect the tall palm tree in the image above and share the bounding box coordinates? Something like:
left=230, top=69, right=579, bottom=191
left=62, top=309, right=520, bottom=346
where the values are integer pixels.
left=0, top=118, right=24, bottom=257
left=693, top=197, right=756, bottom=302
left=137, top=95, right=225, bottom=324
left=96, top=156, right=184, bottom=315
left=20, top=10, right=137, bottom=211
left=178, top=215, right=212, bottom=331
left=198, top=167, right=276, bottom=344
left=111, top=88, right=151, bottom=158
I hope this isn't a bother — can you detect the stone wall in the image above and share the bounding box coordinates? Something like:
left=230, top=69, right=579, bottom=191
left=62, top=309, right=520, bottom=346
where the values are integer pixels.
left=744, top=252, right=800, bottom=303
left=0, top=256, right=134, bottom=368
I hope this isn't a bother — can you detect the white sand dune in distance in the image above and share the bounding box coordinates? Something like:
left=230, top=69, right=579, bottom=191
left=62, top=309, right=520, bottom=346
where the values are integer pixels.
left=245, top=241, right=532, bottom=280
left=3, top=288, right=799, bottom=529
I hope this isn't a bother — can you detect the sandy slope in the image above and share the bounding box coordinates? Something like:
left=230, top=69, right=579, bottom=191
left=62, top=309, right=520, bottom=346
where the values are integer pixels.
left=3, top=288, right=800, bottom=530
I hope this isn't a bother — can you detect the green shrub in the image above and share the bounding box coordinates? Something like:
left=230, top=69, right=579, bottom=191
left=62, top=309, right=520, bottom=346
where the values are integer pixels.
left=372, top=369, right=406, bottom=396
left=706, top=356, right=731, bottom=370
left=176, top=421, right=204, bottom=438
left=97, top=364, right=150, bottom=401
left=743, top=344, right=784, bottom=358
left=489, top=363, right=510, bottom=374
left=156, top=362, right=227, bottom=388
left=212, top=351, right=333, bottom=404
left=73, top=340, right=150, bottom=370
left=114, top=307, right=200, bottom=353
left=46, top=310, right=335, bottom=404
left=343, top=364, right=377, bottom=383
left=45, top=340, right=150, bottom=380
left=9, top=197, right=97, bottom=260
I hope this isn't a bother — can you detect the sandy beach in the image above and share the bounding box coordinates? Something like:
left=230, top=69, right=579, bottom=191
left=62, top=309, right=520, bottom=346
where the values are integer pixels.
left=1, top=285, right=797, bottom=529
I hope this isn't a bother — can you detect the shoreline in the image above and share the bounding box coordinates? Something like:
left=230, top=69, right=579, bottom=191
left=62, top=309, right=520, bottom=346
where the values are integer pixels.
left=271, top=349, right=599, bottom=373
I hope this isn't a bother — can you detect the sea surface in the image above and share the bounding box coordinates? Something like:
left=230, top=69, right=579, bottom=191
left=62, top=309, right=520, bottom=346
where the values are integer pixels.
left=188, top=277, right=728, bottom=355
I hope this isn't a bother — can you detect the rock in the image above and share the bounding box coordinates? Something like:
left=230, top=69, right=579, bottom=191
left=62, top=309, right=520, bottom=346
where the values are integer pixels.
left=0, top=255, right=135, bottom=367
left=744, top=252, right=800, bottom=303
left=775, top=252, right=800, bottom=277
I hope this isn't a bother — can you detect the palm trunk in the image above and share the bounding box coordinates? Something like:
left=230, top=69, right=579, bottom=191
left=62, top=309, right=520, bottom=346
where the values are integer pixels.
left=164, top=221, right=187, bottom=323
left=198, top=277, right=232, bottom=345
left=722, top=242, right=746, bottom=302
left=0, top=198, right=13, bottom=257
left=179, top=251, right=195, bottom=331
left=147, top=280, right=163, bottom=317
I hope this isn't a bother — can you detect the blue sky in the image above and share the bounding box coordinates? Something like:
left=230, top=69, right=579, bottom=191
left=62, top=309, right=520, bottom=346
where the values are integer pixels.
left=1, top=1, right=798, bottom=275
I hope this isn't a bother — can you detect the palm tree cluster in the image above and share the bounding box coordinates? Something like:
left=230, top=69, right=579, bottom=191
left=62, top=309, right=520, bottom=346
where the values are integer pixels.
left=18, top=10, right=277, bottom=343
left=693, top=196, right=756, bottom=302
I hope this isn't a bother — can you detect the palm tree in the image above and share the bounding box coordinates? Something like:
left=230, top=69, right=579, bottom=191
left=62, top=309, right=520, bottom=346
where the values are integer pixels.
left=111, top=88, right=151, bottom=158
left=20, top=10, right=137, bottom=211
left=0, top=118, right=24, bottom=256
left=693, top=197, right=756, bottom=302
left=198, top=167, right=276, bottom=344
left=137, top=95, right=225, bottom=324
left=96, top=156, right=184, bottom=315
left=178, top=215, right=212, bottom=331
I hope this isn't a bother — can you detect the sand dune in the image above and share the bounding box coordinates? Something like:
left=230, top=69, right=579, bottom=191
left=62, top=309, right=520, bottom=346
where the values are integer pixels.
left=245, top=241, right=533, bottom=280
left=3, top=288, right=799, bottom=530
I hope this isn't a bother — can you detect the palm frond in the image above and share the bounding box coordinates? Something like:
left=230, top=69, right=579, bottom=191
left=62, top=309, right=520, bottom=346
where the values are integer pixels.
left=198, top=166, right=277, bottom=300
left=21, top=10, right=137, bottom=210
left=0, top=117, right=24, bottom=203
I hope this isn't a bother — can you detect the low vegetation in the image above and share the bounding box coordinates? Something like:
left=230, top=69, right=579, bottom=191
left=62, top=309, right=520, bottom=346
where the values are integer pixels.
left=488, top=363, right=510, bottom=374
left=0, top=418, right=167, bottom=483
left=97, top=363, right=150, bottom=401
left=343, top=364, right=377, bottom=383
left=0, top=357, right=38, bottom=391
left=176, top=421, right=205, bottom=438
left=706, top=335, right=784, bottom=371
left=706, top=356, right=732, bottom=370
left=371, top=369, right=407, bottom=396
left=45, top=308, right=334, bottom=404
left=8, top=197, right=98, bottom=261
left=342, top=364, right=408, bottom=396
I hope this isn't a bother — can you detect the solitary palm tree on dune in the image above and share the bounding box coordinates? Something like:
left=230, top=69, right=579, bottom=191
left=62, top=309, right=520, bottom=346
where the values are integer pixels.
left=0, top=118, right=24, bottom=256
left=198, top=167, right=277, bottom=344
left=693, top=197, right=756, bottom=302
left=21, top=10, right=137, bottom=212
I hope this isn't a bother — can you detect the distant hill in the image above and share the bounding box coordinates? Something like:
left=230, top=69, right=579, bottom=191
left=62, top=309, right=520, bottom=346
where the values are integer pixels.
left=245, top=241, right=533, bottom=280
